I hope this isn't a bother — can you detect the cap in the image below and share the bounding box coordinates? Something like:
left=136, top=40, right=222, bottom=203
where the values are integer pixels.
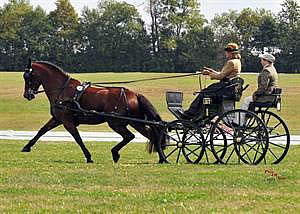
left=259, top=53, right=275, bottom=63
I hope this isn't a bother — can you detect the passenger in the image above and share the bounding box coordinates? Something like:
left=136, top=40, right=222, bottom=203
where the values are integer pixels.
left=182, top=43, right=241, bottom=119
left=238, top=53, right=279, bottom=124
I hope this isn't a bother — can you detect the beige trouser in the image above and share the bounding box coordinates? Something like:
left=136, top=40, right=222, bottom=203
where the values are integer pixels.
left=235, top=96, right=253, bottom=125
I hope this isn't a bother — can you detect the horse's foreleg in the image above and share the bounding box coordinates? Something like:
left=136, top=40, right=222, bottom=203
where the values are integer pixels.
left=63, top=122, right=93, bottom=163
left=21, top=117, right=61, bottom=152
left=109, top=124, right=135, bottom=163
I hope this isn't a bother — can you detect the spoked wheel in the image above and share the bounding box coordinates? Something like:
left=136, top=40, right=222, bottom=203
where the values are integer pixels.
left=256, top=110, right=290, bottom=164
left=200, top=125, right=227, bottom=164
left=163, top=120, right=204, bottom=164
left=210, top=109, right=269, bottom=165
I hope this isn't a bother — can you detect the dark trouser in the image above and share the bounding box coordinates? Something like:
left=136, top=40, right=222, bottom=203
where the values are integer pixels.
left=185, top=81, right=228, bottom=115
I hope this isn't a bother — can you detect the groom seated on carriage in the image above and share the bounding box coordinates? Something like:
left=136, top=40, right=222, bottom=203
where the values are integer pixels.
left=181, top=43, right=243, bottom=119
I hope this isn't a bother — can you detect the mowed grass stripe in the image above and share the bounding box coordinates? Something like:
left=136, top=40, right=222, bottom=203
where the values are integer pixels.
left=1, top=72, right=300, bottom=133
left=0, top=140, right=300, bottom=212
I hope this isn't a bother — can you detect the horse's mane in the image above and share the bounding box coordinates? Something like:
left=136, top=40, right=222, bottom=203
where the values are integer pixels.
left=35, top=61, right=70, bottom=78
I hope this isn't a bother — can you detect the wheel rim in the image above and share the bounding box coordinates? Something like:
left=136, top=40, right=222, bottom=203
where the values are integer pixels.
left=200, top=126, right=227, bottom=164
left=257, top=110, right=290, bottom=164
left=164, top=120, right=204, bottom=164
left=211, top=110, right=269, bottom=165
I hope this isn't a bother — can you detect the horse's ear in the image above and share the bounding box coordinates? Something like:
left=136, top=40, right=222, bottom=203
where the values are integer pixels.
left=26, top=58, right=32, bottom=69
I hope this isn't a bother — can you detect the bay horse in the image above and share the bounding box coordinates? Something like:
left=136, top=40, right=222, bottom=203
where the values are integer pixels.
left=22, top=59, right=167, bottom=163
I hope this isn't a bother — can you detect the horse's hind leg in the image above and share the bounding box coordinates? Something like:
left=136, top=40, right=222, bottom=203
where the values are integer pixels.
left=130, top=123, right=167, bottom=164
left=21, top=117, right=61, bottom=152
left=109, top=123, right=135, bottom=163
left=63, top=121, right=93, bottom=163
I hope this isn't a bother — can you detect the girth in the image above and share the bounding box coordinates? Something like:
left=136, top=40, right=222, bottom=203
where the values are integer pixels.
left=114, top=87, right=129, bottom=112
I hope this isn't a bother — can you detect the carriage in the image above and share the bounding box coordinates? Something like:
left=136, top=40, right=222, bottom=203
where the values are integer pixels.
left=22, top=60, right=290, bottom=164
left=163, top=81, right=290, bottom=165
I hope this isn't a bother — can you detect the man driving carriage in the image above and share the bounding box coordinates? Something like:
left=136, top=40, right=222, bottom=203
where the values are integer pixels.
left=181, top=43, right=242, bottom=119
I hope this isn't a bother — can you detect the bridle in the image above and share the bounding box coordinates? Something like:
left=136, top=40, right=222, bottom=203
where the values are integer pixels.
left=23, top=62, right=71, bottom=98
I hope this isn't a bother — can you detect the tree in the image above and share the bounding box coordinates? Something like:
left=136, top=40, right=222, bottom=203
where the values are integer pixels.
left=252, top=14, right=279, bottom=53
left=0, top=0, right=32, bottom=70
left=48, top=0, right=79, bottom=68
left=236, top=9, right=278, bottom=71
left=78, top=0, right=150, bottom=71
left=277, top=0, right=300, bottom=72
left=20, top=6, right=54, bottom=61
left=210, top=10, right=240, bottom=68
left=147, top=0, right=206, bottom=71
left=178, top=26, right=218, bottom=72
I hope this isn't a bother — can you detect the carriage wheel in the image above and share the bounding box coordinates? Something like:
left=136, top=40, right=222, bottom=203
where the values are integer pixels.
left=163, top=120, right=204, bottom=164
left=199, top=125, right=227, bottom=164
left=210, top=109, right=269, bottom=165
left=256, top=110, right=290, bottom=164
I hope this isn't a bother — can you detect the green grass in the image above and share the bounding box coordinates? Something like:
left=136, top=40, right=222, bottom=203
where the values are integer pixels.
left=1, top=140, right=300, bottom=213
left=1, top=72, right=300, bottom=133
left=1, top=72, right=300, bottom=212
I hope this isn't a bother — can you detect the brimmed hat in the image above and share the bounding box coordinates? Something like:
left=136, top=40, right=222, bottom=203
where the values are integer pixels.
left=259, top=53, right=275, bottom=63
left=224, top=43, right=239, bottom=53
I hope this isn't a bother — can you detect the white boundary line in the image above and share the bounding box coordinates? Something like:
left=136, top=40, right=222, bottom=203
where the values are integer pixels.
left=1, top=130, right=300, bottom=144
left=0, top=130, right=147, bottom=143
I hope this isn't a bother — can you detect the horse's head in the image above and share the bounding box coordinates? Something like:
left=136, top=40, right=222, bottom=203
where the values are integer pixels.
left=23, top=59, right=42, bottom=101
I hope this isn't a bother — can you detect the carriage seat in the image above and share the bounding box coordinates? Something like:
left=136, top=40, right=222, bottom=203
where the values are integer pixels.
left=166, top=91, right=185, bottom=119
left=195, top=77, right=246, bottom=102
left=221, top=77, right=246, bottom=102
left=251, top=88, right=282, bottom=109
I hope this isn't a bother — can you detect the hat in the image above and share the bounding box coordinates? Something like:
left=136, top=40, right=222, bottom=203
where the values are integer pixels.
left=224, top=43, right=239, bottom=53
left=259, top=53, right=275, bottom=63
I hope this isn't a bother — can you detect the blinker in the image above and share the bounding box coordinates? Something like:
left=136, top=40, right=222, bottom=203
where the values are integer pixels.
left=23, top=72, right=31, bottom=80
left=23, top=68, right=33, bottom=80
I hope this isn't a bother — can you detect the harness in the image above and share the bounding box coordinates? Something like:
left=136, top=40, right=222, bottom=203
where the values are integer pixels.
left=114, top=87, right=129, bottom=112
left=55, top=80, right=130, bottom=116
left=73, top=81, right=91, bottom=102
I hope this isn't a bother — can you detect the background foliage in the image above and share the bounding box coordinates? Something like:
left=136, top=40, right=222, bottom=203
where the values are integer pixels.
left=0, top=0, right=300, bottom=73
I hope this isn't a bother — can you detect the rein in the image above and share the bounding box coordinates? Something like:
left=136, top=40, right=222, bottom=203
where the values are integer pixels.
left=32, top=72, right=203, bottom=96
left=33, top=77, right=71, bottom=95
left=91, top=72, right=202, bottom=86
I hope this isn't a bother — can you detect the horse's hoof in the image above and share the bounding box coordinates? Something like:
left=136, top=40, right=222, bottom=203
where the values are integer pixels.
left=21, top=147, right=31, bottom=152
left=112, top=151, right=120, bottom=163
left=159, top=159, right=169, bottom=164
left=87, top=159, right=94, bottom=163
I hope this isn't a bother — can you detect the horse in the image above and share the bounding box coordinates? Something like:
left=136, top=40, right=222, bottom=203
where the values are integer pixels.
left=22, top=59, right=167, bottom=163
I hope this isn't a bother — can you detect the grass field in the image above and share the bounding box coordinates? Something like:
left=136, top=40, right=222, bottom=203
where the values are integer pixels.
left=1, top=140, right=300, bottom=213
left=1, top=72, right=300, bottom=213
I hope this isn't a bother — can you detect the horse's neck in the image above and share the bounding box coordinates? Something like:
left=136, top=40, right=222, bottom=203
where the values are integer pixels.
left=41, top=73, right=70, bottom=103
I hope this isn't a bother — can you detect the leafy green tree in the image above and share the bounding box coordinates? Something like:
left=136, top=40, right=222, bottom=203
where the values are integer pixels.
left=236, top=8, right=262, bottom=52
left=236, top=9, right=276, bottom=71
left=48, top=0, right=79, bottom=68
left=277, top=0, right=300, bottom=72
left=210, top=10, right=240, bottom=68
left=78, top=0, right=150, bottom=71
left=178, top=26, right=218, bottom=72
left=0, top=0, right=32, bottom=70
left=252, top=14, right=279, bottom=53
left=19, top=6, right=54, bottom=62
left=148, top=0, right=206, bottom=71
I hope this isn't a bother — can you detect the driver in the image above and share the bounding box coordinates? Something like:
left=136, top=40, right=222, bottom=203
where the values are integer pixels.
left=182, top=43, right=242, bottom=119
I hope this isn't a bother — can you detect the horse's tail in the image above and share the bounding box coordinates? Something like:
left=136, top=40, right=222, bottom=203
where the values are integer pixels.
left=136, top=94, right=167, bottom=153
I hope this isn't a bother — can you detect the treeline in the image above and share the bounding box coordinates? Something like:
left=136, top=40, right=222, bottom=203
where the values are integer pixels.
left=0, top=0, right=300, bottom=73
